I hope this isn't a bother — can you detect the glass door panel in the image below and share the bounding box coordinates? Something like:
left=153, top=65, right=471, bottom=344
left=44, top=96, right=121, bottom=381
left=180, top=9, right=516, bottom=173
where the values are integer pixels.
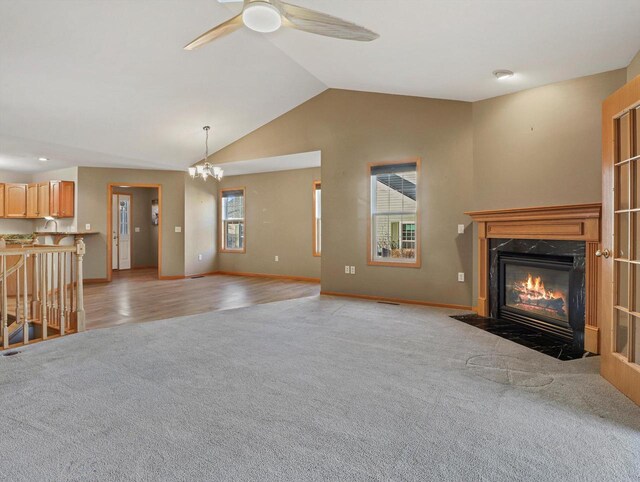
left=616, top=163, right=630, bottom=210
left=615, top=309, right=629, bottom=356
left=619, top=112, right=631, bottom=162
left=616, top=261, right=629, bottom=309
left=615, top=212, right=629, bottom=259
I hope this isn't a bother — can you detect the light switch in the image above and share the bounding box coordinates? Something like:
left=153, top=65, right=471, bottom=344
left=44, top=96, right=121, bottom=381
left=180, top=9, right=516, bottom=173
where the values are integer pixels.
left=275, top=255, right=279, bottom=262
left=85, top=224, right=91, bottom=231
left=457, top=224, right=465, bottom=234
left=175, top=226, right=182, bottom=233
left=458, top=272, right=465, bottom=282
left=135, top=227, right=140, bottom=233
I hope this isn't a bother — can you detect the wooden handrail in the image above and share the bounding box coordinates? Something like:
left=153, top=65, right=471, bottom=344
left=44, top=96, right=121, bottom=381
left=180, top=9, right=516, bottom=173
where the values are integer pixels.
left=0, top=240, right=86, bottom=349
left=0, top=256, right=24, bottom=280
left=0, top=245, right=78, bottom=255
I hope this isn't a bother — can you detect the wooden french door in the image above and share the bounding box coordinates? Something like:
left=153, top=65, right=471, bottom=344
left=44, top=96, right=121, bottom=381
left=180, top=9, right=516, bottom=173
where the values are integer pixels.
left=601, top=75, right=640, bottom=405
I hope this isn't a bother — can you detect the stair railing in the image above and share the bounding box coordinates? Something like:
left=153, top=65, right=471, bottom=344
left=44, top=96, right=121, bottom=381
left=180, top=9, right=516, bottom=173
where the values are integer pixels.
left=0, top=240, right=85, bottom=349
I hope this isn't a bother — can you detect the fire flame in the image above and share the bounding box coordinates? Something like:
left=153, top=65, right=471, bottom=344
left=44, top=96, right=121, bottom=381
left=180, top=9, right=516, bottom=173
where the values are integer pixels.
left=521, top=273, right=563, bottom=301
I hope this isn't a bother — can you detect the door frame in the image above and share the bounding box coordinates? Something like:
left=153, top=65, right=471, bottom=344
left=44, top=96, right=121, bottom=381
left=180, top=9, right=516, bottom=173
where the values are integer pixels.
left=107, top=183, right=162, bottom=281
left=601, top=74, right=640, bottom=405
left=111, top=192, right=133, bottom=271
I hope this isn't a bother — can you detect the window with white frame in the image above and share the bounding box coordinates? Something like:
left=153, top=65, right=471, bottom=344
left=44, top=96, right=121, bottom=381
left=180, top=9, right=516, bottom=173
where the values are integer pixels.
left=369, top=160, right=419, bottom=265
left=313, top=181, right=321, bottom=256
left=221, top=188, right=245, bottom=252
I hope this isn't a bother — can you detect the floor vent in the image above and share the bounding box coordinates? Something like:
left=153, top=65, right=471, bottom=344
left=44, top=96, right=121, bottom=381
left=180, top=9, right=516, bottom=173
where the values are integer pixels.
left=190, top=275, right=205, bottom=279
left=2, top=351, right=21, bottom=357
left=377, top=301, right=400, bottom=306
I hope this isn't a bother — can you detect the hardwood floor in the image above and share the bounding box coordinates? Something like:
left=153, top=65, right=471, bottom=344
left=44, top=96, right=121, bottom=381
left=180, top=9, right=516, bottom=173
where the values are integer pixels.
left=85, top=269, right=320, bottom=330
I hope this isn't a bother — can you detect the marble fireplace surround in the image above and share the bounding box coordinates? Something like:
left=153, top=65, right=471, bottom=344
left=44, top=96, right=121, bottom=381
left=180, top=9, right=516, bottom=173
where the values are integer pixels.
left=466, top=203, right=601, bottom=353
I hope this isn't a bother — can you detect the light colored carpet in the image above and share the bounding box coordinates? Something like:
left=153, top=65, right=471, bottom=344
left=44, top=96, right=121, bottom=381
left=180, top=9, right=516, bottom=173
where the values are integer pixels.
left=1, top=296, right=639, bottom=481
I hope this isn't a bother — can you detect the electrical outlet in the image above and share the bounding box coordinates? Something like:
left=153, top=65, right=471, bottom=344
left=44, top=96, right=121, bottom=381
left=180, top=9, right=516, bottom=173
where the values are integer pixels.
left=135, top=227, right=140, bottom=233
left=345, top=265, right=350, bottom=274
left=458, top=272, right=465, bottom=282
left=85, top=224, right=91, bottom=231
left=198, top=254, right=203, bottom=261
left=274, top=255, right=279, bottom=262
left=350, top=266, right=356, bottom=275
left=457, top=224, right=465, bottom=234
left=175, top=226, right=182, bottom=233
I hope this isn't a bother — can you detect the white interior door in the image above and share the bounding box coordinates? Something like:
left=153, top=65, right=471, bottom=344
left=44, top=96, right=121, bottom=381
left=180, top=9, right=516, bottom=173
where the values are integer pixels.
left=112, top=194, right=119, bottom=270
left=112, top=193, right=132, bottom=271
left=118, top=194, right=131, bottom=270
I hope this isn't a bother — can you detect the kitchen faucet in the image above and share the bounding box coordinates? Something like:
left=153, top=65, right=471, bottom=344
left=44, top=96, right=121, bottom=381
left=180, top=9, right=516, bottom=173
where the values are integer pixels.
left=43, top=216, right=58, bottom=232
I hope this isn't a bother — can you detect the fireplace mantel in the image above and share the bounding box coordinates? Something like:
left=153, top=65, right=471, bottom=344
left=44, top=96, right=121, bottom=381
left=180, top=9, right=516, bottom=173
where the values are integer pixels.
left=465, top=203, right=601, bottom=353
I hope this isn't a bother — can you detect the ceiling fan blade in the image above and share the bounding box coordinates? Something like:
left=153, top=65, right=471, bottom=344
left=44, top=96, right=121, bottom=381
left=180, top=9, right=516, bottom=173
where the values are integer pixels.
left=184, top=14, right=243, bottom=50
left=279, top=2, right=378, bottom=42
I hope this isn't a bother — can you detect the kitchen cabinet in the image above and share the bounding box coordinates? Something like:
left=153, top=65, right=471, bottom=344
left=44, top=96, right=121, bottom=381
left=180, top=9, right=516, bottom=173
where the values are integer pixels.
left=4, top=183, right=27, bottom=218
left=38, top=182, right=50, bottom=217
left=0, top=184, right=4, bottom=217
left=49, top=180, right=74, bottom=218
left=26, top=182, right=51, bottom=218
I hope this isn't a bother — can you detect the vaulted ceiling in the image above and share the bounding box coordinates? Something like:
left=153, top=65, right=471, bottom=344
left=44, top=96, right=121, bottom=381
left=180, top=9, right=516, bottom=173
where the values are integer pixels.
left=1, top=0, right=639, bottom=172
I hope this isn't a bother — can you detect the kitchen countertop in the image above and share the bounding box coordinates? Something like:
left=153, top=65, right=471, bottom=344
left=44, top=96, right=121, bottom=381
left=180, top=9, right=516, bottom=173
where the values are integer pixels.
left=35, top=231, right=100, bottom=245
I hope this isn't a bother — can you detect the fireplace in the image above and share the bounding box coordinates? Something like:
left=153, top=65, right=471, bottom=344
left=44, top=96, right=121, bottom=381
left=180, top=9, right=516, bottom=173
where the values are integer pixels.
left=490, top=240, right=586, bottom=347
left=466, top=204, right=601, bottom=353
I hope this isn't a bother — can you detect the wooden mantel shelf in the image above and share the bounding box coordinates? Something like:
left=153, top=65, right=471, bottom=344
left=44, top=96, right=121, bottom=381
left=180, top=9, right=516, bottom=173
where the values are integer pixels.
left=465, top=202, right=602, bottom=354
left=465, top=203, right=601, bottom=222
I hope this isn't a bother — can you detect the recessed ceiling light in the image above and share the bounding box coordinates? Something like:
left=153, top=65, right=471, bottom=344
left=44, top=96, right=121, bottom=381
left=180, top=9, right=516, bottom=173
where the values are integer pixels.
left=38, top=157, right=49, bottom=162
left=493, top=70, right=514, bottom=80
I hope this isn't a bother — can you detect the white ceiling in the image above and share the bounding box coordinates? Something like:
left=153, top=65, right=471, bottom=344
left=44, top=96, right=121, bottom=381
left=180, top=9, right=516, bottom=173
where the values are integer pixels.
left=265, top=0, right=640, bottom=101
left=1, top=0, right=639, bottom=173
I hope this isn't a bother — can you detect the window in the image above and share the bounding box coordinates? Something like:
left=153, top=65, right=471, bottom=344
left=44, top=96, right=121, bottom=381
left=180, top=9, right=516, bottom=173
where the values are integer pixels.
left=220, top=188, right=245, bottom=252
left=369, top=159, right=420, bottom=266
left=313, top=181, right=321, bottom=256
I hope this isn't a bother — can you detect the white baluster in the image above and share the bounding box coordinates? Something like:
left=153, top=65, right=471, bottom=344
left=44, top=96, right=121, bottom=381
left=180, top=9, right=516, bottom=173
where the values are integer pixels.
left=59, top=251, right=65, bottom=336
left=23, top=253, right=29, bottom=344
left=2, top=255, right=7, bottom=349
left=42, top=253, right=48, bottom=340
left=75, top=240, right=86, bottom=332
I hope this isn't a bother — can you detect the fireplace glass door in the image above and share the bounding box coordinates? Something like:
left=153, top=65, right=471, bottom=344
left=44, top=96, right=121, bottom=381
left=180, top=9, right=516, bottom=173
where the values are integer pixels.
left=504, top=264, right=570, bottom=323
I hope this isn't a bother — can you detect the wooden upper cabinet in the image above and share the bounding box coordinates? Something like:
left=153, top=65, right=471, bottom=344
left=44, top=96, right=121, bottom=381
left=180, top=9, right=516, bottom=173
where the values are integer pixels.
left=26, top=182, right=51, bottom=218
left=0, top=184, right=4, bottom=218
left=38, top=182, right=50, bottom=218
left=4, top=183, right=27, bottom=218
left=49, top=180, right=74, bottom=218
left=26, top=183, right=38, bottom=218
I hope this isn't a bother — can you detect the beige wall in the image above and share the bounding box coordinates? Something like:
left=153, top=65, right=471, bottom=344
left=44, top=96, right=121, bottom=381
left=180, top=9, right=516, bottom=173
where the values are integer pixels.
left=628, top=49, right=640, bottom=82
left=184, top=174, right=217, bottom=276
left=77, top=167, right=185, bottom=280
left=472, top=69, right=626, bottom=211
left=470, top=69, right=625, bottom=301
left=211, top=89, right=474, bottom=306
left=115, top=186, right=158, bottom=268
left=217, top=167, right=321, bottom=279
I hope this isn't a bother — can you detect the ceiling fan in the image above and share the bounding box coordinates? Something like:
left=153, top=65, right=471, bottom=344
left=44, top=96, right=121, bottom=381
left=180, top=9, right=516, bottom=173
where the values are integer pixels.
left=184, top=0, right=379, bottom=50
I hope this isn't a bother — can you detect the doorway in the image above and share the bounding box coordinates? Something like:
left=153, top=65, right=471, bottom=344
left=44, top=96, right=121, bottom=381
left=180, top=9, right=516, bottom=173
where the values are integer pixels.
left=107, top=184, right=162, bottom=281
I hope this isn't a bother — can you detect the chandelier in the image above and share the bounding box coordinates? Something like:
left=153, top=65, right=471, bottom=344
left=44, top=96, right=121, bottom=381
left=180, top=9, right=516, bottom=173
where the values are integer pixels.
left=188, top=126, right=223, bottom=181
